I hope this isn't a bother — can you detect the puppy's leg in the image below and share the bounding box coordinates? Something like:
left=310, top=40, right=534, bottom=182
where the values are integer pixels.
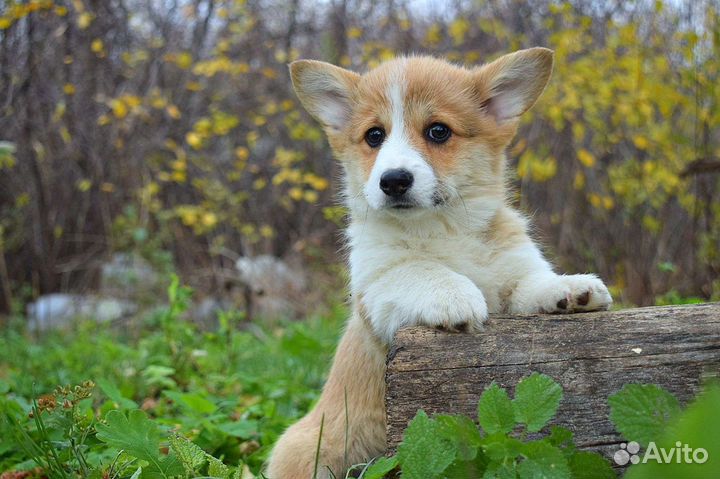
left=266, top=311, right=387, bottom=479
left=360, top=261, right=488, bottom=344
left=499, top=243, right=612, bottom=314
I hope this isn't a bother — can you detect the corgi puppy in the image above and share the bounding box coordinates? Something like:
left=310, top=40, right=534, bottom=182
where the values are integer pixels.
left=266, top=48, right=612, bottom=478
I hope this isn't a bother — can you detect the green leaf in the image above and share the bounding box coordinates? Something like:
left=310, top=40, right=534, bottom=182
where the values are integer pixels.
left=164, top=391, right=218, bottom=414
left=95, top=410, right=183, bottom=479
left=568, top=451, right=616, bottom=479
left=608, top=384, right=681, bottom=446
left=217, top=420, right=258, bottom=438
left=624, top=384, right=720, bottom=479
left=518, top=441, right=570, bottom=479
left=483, top=462, right=518, bottom=479
left=547, top=426, right=574, bottom=450
left=513, top=373, right=563, bottom=433
left=361, top=456, right=399, bottom=479
left=169, top=434, right=206, bottom=475
left=436, top=414, right=483, bottom=460
left=97, top=378, right=138, bottom=409
left=478, top=383, right=516, bottom=435
left=444, top=452, right=489, bottom=479
left=207, top=455, right=230, bottom=479
left=482, top=433, right=523, bottom=462
left=397, top=410, right=456, bottom=479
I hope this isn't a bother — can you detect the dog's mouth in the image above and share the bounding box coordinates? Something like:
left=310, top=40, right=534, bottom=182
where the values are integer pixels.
left=390, top=202, right=415, bottom=210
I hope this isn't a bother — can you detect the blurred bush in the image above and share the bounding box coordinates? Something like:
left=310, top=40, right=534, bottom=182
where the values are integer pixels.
left=0, top=0, right=718, bottom=311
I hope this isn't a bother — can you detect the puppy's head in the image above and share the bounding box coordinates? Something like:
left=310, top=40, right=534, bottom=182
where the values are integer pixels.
left=290, top=49, right=553, bottom=214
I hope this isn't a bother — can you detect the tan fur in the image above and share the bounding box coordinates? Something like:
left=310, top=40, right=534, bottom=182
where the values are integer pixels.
left=266, top=304, right=387, bottom=479
left=269, top=49, right=554, bottom=478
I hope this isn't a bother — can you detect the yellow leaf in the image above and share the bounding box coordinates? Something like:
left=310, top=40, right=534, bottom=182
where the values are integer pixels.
left=303, top=190, right=319, bottom=203
left=166, top=105, right=181, bottom=119
left=449, top=18, right=470, bottom=45
left=425, top=24, right=442, bottom=45
left=76, top=179, right=92, bottom=192
left=577, top=149, right=596, bottom=168
left=176, top=51, right=193, bottom=69
left=201, top=212, right=217, bottom=227
left=63, top=83, right=76, bottom=95
left=124, top=95, right=142, bottom=108
left=110, top=100, right=128, bottom=119
left=77, top=12, right=94, bottom=29
left=347, top=27, right=363, bottom=39
left=262, top=67, right=278, bottom=79
left=259, top=225, right=274, bottom=238
left=91, top=39, right=104, bottom=53
left=54, top=6, right=68, bottom=16
left=573, top=171, right=585, bottom=190
left=633, top=135, right=649, bottom=150
left=0, top=18, right=12, bottom=30
left=186, top=132, right=202, bottom=150
left=235, top=146, right=249, bottom=161
left=253, top=178, right=267, bottom=190
left=288, top=187, right=303, bottom=201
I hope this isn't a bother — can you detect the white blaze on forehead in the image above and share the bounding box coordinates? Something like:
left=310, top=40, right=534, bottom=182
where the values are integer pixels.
left=363, top=67, right=438, bottom=210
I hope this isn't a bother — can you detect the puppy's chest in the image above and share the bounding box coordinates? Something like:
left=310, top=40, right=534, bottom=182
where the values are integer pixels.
left=393, top=235, right=495, bottom=274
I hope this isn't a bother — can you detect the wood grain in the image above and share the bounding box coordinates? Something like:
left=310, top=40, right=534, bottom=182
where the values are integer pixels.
left=385, top=303, right=720, bottom=462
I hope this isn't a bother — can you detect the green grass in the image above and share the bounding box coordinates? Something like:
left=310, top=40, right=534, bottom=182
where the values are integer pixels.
left=0, top=278, right=346, bottom=476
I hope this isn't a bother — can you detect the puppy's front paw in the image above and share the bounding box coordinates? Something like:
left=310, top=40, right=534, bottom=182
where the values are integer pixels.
left=414, top=275, right=488, bottom=332
left=511, top=273, right=612, bottom=314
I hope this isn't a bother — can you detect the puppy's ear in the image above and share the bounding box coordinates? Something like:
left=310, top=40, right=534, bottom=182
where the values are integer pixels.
left=474, top=48, right=554, bottom=123
left=289, top=60, right=360, bottom=132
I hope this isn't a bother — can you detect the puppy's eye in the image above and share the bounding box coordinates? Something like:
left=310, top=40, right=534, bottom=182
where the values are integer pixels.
left=426, top=123, right=451, bottom=144
left=365, top=127, right=385, bottom=148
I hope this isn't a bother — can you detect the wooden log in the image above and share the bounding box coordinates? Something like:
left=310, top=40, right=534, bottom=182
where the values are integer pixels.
left=385, top=303, right=720, bottom=461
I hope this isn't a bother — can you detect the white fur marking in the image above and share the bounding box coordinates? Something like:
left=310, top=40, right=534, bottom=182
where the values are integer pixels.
left=363, top=78, right=437, bottom=210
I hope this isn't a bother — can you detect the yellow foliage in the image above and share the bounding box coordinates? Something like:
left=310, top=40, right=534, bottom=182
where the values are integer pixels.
left=186, top=132, right=203, bottom=150
left=77, top=12, right=94, bottom=30
left=425, top=24, right=442, bottom=45
left=235, top=146, right=249, bottom=161
left=633, top=135, right=649, bottom=150
left=63, top=84, right=76, bottom=95
left=176, top=52, right=193, bottom=70
left=288, top=187, right=303, bottom=201
left=347, top=27, right=363, bottom=39
left=110, top=100, right=128, bottom=119
left=91, top=39, right=104, bottom=55
left=303, top=190, right=319, bottom=203
left=259, top=225, right=274, bottom=238
left=449, top=18, right=470, bottom=45
left=573, top=171, right=585, bottom=190
left=166, top=105, right=181, bottom=119
left=76, top=179, right=92, bottom=192
left=577, top=149, right=596, bottom=168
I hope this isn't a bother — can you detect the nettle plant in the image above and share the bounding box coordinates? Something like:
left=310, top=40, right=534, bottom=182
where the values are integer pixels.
left=355, top=373, right=615, bottom=479
left=356, top=374, right=719, bottom=479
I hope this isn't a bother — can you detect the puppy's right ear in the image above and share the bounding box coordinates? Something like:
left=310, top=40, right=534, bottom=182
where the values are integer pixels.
left=289, top=60, right=360, bottom=133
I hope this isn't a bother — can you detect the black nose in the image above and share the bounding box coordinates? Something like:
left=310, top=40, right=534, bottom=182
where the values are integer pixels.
left=379, top=169, right=414, bottom=197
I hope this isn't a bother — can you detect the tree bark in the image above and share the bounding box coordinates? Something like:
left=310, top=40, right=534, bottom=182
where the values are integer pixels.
left=385, top=303, right=720, bottom=461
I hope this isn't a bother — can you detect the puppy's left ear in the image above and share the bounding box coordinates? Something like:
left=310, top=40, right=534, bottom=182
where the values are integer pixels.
left=474, top=48, right=554, bottom=123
